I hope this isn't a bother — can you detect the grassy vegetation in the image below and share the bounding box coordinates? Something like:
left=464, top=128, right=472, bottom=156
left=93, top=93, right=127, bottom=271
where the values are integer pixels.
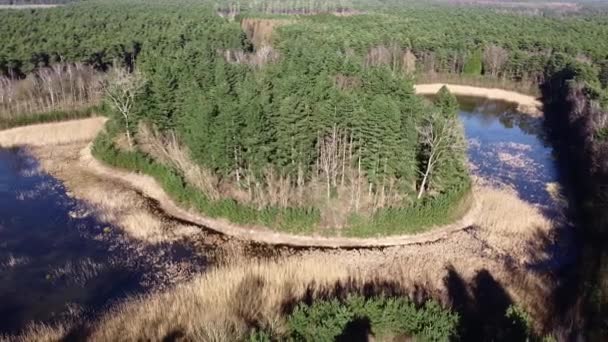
left=0, top=106, right=100, bottom=130
left=92, top=128, right=321, bottom=234
left=3, top=254, right=461, bottom=341
left=283, top=295, right=459, bottom=341
left=92, top=121, right=471, bottom=236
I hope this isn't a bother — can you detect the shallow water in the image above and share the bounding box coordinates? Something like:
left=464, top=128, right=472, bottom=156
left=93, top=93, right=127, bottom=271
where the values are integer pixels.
left=0, top=148, right=206, bottom=334
left=456, top=96, right=576, bottom=271
left=0, top=97, right=570, bottom=334
left=457, top=96, right=560, bottom=210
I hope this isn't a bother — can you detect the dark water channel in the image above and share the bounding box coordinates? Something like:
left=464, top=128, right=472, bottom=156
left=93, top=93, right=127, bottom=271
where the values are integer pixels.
left=0, top=96, right=573, bottom=335
left=0, top=148, right=207, bottom=334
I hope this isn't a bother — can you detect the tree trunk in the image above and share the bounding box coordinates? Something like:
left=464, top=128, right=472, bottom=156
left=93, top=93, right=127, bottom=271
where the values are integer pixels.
left=417, top=158, right=432, bottom=199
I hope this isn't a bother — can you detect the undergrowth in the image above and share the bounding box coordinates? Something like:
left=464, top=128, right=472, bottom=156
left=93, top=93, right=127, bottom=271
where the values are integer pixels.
left=250, top=295, right=459, bottom=341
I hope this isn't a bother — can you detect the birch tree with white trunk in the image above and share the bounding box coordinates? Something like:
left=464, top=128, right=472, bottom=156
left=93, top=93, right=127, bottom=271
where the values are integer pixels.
left=417, top=111, right=466, bottom=199
left=103, top=66, right=145, bottom=148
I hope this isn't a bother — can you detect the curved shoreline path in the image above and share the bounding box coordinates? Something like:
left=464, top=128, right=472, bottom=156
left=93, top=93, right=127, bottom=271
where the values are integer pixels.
left=0, top=117, right=478, bottom=248
left=414, top=83, right=543, bottom=116
left=0, top=84, right=543, bottom=248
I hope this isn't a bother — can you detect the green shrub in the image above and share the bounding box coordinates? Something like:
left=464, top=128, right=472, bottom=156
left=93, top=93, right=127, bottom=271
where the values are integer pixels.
left=287, top=295, right=459, bottom=341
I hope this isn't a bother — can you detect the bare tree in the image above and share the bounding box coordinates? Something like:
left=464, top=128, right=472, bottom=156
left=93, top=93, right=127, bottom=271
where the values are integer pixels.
left=483, top=44, right=509, bottom=77
left=402, top=48, right=417, bottom=74
left=416, top=111, right=466, bottom=199
left=103, top=66, right=145, bottom=148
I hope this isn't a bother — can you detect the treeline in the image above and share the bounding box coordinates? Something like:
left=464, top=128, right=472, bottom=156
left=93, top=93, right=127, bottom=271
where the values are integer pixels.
left=541, top=53, right=608, bottom=338
left=273, top=9, right=608, bottom=87
left=0, top=2, right=244, bottom=77
left=0, top=1, right=471, bottom=232
left=121, top=13, right=469, bottom=229
left=0, top=63, right=103, bottom=119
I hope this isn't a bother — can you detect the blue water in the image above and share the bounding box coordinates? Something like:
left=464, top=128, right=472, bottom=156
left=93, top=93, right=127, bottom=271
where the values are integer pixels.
left=457, top=96, right=561, bottom=212
left=0, top=148, right=206, bottom=334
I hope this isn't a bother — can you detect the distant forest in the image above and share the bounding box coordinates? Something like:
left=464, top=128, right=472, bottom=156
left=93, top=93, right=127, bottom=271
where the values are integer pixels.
left=0, top=0, right=74, bottom=4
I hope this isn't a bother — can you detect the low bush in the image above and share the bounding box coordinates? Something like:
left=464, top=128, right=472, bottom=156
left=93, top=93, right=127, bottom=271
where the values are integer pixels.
left=285, top=295, right=459, bottom=341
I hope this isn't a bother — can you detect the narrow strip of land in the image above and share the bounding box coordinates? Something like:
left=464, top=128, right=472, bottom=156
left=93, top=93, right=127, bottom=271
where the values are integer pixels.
left=415, top=83, right=543, bottom=116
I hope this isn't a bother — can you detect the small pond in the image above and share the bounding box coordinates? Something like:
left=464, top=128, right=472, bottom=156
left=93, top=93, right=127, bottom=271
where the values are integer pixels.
left=457, top=96, right=560, bottom=210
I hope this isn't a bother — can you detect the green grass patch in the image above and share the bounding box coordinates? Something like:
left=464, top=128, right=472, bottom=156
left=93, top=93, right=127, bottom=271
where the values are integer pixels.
left=345, top=185, right=472, bottom=237
left=0, top=106, right=101, bottom=130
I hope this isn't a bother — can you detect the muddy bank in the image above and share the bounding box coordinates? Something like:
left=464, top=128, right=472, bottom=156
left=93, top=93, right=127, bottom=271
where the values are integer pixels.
left=415, top=83, right=543, bottom=116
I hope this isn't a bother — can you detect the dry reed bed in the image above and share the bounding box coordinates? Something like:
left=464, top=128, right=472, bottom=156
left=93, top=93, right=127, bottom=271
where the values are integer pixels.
left=7, top=182, right=556, bottom=340
left=0, top=112, right=560, bottom=339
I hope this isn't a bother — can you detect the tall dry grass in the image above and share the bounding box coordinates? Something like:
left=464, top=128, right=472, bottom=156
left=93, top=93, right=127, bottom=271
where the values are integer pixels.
left=90, top=256, right=353, bottom=341
left=137, top=124, right=221, bottom=200
left=2, top=184, right=558, bottom=341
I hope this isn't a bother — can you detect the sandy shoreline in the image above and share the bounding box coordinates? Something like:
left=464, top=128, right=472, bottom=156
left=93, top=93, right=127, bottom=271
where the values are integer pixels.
left=415, top=83, right=543, bottom=116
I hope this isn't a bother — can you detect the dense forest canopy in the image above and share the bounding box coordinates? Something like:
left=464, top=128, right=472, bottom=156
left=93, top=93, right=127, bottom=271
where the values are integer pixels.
left=0, top=0, right=607, bottom=236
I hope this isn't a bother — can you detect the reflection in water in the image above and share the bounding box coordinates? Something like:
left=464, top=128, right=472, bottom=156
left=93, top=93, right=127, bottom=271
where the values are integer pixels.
left=457, top=96, right=576, bottom=273
left=458, top=96, right=559, bottom=213
left=0, top=148, right=206, bottom=334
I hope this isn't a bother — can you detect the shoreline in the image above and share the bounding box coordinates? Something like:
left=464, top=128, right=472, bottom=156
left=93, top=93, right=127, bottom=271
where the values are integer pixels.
left=0, top=119, right=478, bottom=248
left=414, top=83, right=543, bottom=116
left=81, top=142, right=480, bottom=248
left=0, top=105, right=558, bottom=336
left=0, top=81, right=546, bottom=248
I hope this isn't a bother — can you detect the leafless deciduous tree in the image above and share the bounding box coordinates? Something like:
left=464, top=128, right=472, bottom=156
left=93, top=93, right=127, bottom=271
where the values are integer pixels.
left=103, top=67, right=145, bottom=148
left=0, top=63, right=103, bottom=119
left=416, top=111, right=466, bottom=199
left=483, top=44, right=509, bottom=77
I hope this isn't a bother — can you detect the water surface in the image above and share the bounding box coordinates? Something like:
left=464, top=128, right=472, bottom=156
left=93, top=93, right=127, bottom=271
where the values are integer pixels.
left=0, top=148, right=206, bottom=334
left=457, top=96, right=560, bottom=211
